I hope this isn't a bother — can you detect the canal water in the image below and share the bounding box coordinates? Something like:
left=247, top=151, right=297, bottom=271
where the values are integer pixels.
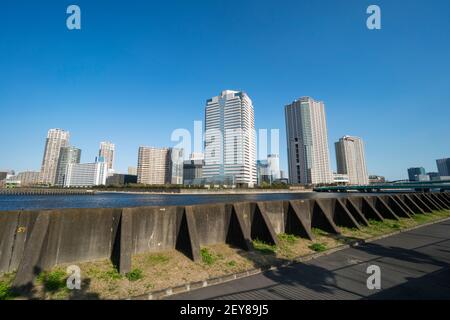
left=0, top=192, right=365, bottom=211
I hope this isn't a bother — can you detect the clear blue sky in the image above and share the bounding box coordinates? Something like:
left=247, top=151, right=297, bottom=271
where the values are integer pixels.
left=1, top=0, right=449, bottom=181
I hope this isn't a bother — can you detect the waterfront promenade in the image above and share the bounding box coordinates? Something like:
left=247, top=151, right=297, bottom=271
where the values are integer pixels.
left=169, top=219, right=450, bottom=300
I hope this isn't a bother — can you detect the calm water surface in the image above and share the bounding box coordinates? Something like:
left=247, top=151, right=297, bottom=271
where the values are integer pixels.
left=0, top=192, right=367, bottom=211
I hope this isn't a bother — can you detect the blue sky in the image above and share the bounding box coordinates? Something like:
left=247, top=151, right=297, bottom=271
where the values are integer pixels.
left=1, top=0, right=449, bottom=180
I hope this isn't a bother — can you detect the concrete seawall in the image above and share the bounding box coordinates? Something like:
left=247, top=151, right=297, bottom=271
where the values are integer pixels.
left=1, top=191, right=449, bottom=293
left=0, top=188, right=96, bottom=195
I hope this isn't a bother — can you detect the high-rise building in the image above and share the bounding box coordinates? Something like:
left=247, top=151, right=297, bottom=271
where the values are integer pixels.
left=203, top=90, right=257, bottom=187
left=436, top=158, right=450, bottom=176
left=256, top=160, right=271, bottom=185
left=267, top=154, right=280, bottom=180
left=64, top=160, right=108, bottom=187
left=127, top=166, right=138, bottom=176
left=335, top=136, right=369, bottom=185
left=55, top=146, right=81, bottom=186
left=407, top=167, right=426, bottom=182
left=285, top=97, right=333, bottom=185
left=137, top=147, right=184, bottom=185
left=99, top=141, right=115, bottom=174
left=40, top=129, right=70, bottom=185
left=183, top=159, right=204, bottom=185
left=169, top=148, right=184, bottom=185
left=183, top=153, right=204, bottom=185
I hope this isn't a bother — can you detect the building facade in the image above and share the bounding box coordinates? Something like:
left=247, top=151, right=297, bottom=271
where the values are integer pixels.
left=40, top=129, right=70, bottom=185
left=267, top=154, right=280, bottom=180
left=407, top=167, right=426, bottom=182
left=106, top=174, right=138, bottom=186
left=64, top=161, right=108, bottom=187
left=256, top=160, right=271, bottom=185
left=436, top=158, right=450, bottom=177
left=55, top=146, right=81, bottom=186
left=285, top=97, right=333, bottom=185
left=16, top=171, right=41, bottom=186
left=137, top=147, right=183, bottom=185
left=203, top=90, right=257, bottom=187
left=333, top=173, right=350, bottom=185
left=335, top=136, right=369, bottom=185
left=168, top=148, right=184, bottom=185
left=99, top=141, right=115, bottom=174
left=369, top=175, right=386, bottom=184
left=183, top=159, right=204, bottom=185
left=128, top=167, right=137, bottom=176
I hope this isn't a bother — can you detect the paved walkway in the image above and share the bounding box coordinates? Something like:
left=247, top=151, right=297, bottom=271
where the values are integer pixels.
left=168, top=220, right=450, bottom=300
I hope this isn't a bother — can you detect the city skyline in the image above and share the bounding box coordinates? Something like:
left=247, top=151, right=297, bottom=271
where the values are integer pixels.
left=2, top=90, right=449, bottom=184
left=1, top=1, right=450, bottom=180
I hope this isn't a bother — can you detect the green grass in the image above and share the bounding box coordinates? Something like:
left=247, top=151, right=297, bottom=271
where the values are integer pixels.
left=200, top=248, right=217, bottom=265
left=252, top=239, right=276, bottom=255
left=37, top=270, right=67, bottom=292
left=278, top=233, right=299, bottom=244
left=0, top=281, right=14, bottom=300
left=103, top=269, right=122, bottom=281
left=227, top=260, right=237, bottom=267
left=125, top=269, right=143, bottom=282
left=147, top=254, right=170, bottom=265
left=312, top=228, right=328, bottom=237
left=0, top=272, right=16, bottom=300
left=86, top=266, right=122, bottom=281
left=309, top=243, right=327, bottom=252
left=391, top=222, right=401, bottom=229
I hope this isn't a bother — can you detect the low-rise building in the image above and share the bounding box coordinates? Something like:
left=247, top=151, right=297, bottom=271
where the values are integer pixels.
left=106, top=174, right=138, bottom=186
left=369, top=175, right=386, bottom=184
left=64, top=161, right=108, bottom=187
left=333, top=173, right=349, bottom=185
left=16, top=171, right=41, bottom=186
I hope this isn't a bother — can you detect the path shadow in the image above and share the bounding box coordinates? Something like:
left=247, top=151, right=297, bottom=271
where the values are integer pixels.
left=364, top=267, right=450, bottom=300
left=352, top=241, right=450, bottom=269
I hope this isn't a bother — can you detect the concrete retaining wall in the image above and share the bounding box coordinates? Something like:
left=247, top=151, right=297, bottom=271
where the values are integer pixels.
left=1, top=191, right=449, bottom=293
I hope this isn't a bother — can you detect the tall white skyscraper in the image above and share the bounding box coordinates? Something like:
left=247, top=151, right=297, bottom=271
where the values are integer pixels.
left=203, top=90, right=257, bottom=187
left=285, top=97, right=333, bottom=185
left=99, top=141, right=115, bottom=173
left=335, top=136, right=369, bottom=185
left=40, top=128, right=70, bottom=185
